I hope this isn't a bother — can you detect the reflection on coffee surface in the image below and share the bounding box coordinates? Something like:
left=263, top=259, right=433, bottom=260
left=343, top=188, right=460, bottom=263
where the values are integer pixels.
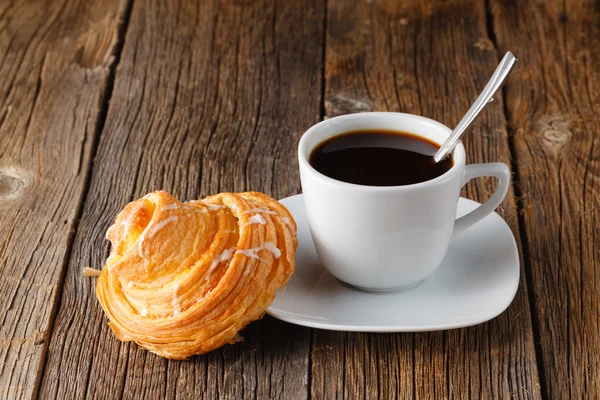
left=309, top=130, right=454, bottom=186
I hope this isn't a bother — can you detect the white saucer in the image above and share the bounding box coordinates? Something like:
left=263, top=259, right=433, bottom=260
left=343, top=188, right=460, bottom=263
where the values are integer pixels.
left=267, top=194, right=520, bottom=332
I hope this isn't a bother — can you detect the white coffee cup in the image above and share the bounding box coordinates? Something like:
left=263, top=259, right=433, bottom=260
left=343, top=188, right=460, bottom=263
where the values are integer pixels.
left=298, top=112, right=510, bottom=292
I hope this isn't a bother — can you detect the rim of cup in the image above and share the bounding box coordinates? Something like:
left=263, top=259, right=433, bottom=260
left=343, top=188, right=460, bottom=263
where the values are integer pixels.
left=298, top=112, right=466, bottom=191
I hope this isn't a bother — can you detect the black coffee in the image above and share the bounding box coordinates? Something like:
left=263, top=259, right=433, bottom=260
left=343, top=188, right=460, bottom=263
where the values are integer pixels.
left=309, top=130, right=453, bottom=186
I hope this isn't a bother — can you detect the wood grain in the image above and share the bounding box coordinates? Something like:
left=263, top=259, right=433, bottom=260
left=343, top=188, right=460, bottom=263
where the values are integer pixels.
left=9, top=0, right=598, bottom=397
left=490, top=0, right=600, bottom=397
left=313, top=0, right=541, bottom=398
left=0, top=0, right=129, bottom=398
left=39, top=0, right=324, bottom=398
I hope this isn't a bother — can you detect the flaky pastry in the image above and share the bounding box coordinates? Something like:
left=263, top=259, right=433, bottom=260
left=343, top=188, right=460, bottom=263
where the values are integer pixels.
left=96, top=190, right=297, bottom=359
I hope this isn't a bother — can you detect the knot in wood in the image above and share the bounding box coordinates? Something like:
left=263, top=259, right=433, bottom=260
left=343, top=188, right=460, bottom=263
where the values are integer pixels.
left=325, top=94, right=374, bottom=117
left=0, top=168, right=31, bottom=200
left=543, top=129, right=570, bottom=143
left=474, top=38, right=495, bottom=51
left=537, top=116, right=571, bottom=154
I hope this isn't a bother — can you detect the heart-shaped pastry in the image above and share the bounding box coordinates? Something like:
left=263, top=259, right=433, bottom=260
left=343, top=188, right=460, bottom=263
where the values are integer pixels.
left=95, top=191, right=297, bottom=359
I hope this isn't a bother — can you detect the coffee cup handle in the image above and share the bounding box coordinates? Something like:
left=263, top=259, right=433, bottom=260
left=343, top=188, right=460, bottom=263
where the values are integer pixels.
left=453, top=163, right=511, bottom=237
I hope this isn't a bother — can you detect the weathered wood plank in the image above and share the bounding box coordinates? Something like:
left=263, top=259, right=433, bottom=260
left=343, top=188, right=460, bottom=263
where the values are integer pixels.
left=490, top=0, right=600, bottom=397
left=0, top=0, right=129, bottom=398
left=39, top=0, right=324, bottom=398
left=313, top=0, right=541, bottom=398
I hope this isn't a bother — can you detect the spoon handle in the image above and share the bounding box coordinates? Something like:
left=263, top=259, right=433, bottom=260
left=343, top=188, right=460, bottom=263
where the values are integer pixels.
left=433, top=52, right=518, bottom=163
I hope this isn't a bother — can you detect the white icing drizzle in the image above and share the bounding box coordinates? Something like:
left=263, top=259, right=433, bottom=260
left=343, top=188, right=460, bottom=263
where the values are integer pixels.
left=207, top=204, right=226, bottom=210
left=127, top=281, right=133, bottom=288
left=120, top=219, right=133, bottom=240
left=106, top=202, right=145, bottom=241
left=105, top=252, right=115, bottom=263
left=263, top=242, right=282, bottom=258
left=161, top=203, right=179, bottom=211
left=206, top=247, right=236, bottom=280
left=137, top=220, right=154, bottom=260
left=105, top=224, right=115, bottom=240
left=235, top=242, right=281, bottom=260
left=137, top=216, right=178, bottom=260
left=236, top=249, right=262, bottom=260
left=243, top=207, right=276, bottom=215
left=148, top=216, right=178, bottom=239
left=246, top=214, right=266, bottom=225
left=140, top=308, right=148, bottom=317
left=107, top=252, right=120, bottom=265
left=172, top=282, right=181, bottom=315
left=281, top=217, right=292, bottom=226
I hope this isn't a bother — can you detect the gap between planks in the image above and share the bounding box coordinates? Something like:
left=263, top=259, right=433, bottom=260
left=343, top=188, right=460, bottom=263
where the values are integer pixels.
left=483, top=0, right=548, bottom=398
left=308, top=1, right=330, bottom=397
left=32, top=0, right=136, bottom=396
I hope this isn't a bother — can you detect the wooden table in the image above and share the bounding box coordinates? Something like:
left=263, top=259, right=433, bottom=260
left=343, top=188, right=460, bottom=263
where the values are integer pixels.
left=1, top=0, right=598, bottom=398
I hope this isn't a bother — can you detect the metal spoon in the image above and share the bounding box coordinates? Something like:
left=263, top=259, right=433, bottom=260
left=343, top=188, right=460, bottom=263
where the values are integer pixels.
left=433, top=51, right=518, bottom=163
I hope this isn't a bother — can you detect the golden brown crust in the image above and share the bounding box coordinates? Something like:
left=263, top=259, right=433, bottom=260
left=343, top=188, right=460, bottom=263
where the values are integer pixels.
left=96, top=191, right=297, bottom=359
